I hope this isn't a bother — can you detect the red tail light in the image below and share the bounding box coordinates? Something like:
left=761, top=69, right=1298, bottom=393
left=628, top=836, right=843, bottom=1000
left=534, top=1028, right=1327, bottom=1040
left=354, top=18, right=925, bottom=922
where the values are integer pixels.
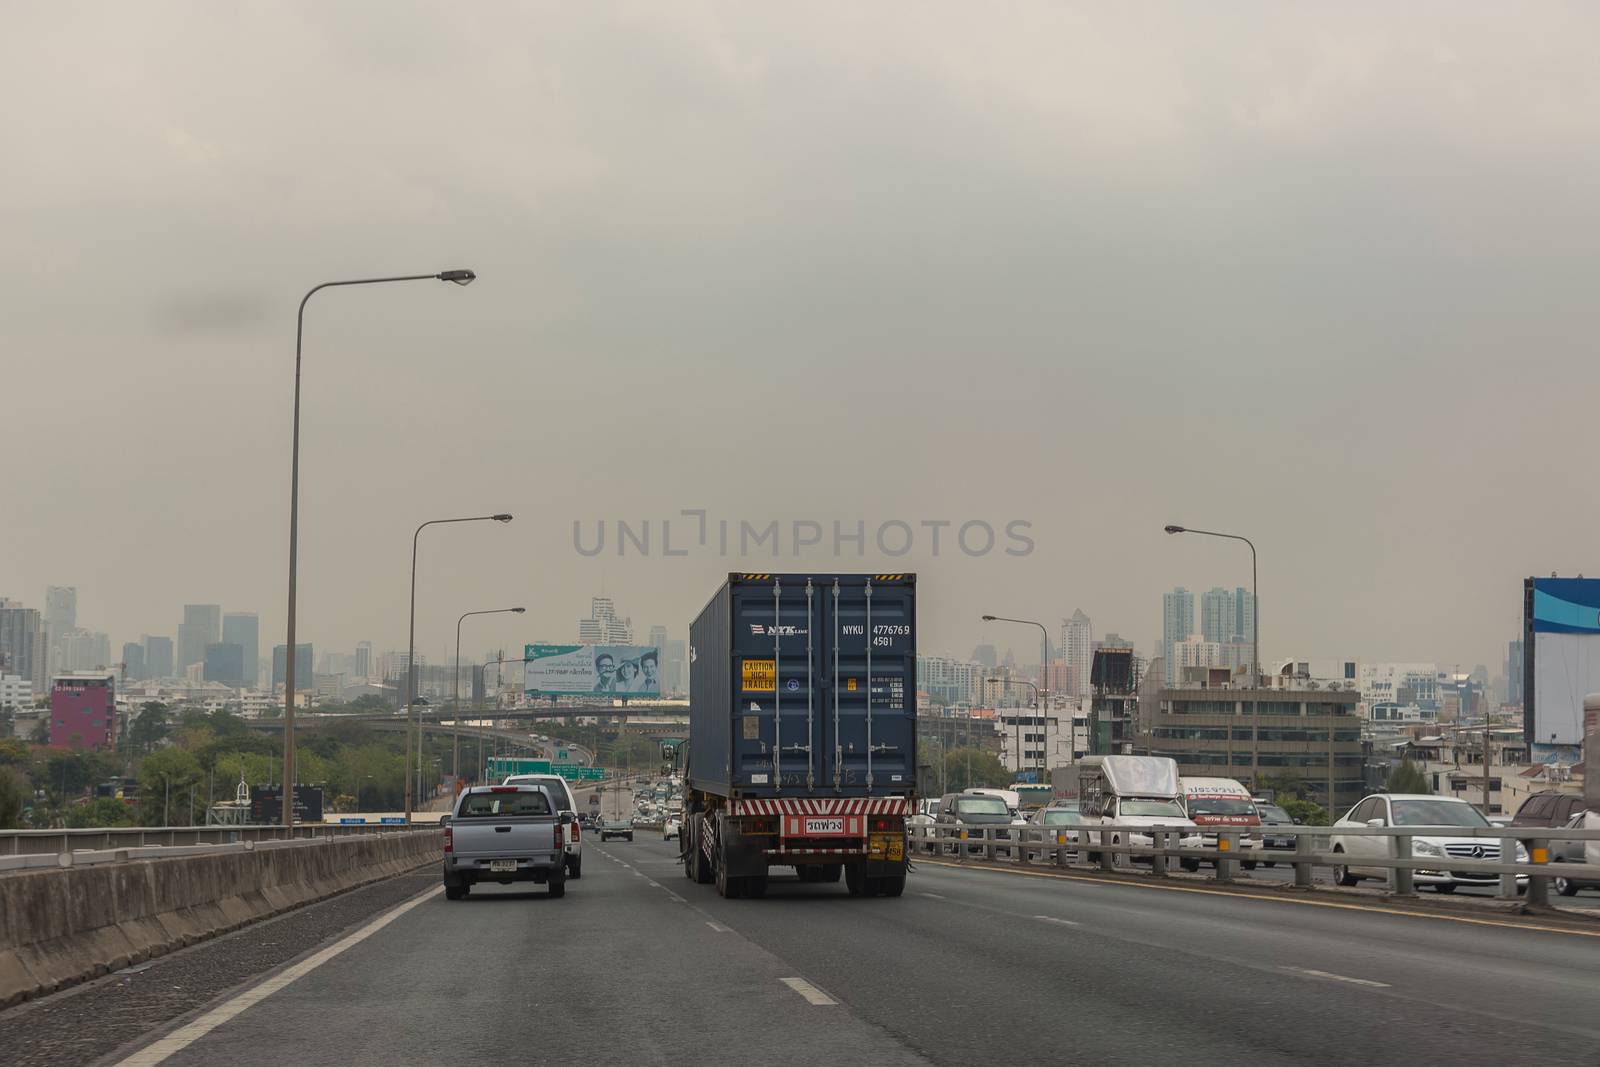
left=553, top=822, right=565, bottom=849
left=872, top=817, right=896, bottom=832
left=569, top=819, right=579, bottom=843
left=443, top=826, right=453, bottom=853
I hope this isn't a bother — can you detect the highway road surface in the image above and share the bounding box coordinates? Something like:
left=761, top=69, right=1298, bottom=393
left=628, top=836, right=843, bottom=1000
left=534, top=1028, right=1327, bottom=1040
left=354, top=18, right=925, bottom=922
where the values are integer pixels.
left=19, top=837, right=1600, bottom=1066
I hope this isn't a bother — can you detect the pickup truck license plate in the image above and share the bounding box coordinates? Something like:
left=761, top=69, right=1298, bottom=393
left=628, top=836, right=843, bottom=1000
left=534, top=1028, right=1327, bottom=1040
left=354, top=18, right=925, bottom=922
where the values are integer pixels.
left=489, top=859, right=517, bottom=872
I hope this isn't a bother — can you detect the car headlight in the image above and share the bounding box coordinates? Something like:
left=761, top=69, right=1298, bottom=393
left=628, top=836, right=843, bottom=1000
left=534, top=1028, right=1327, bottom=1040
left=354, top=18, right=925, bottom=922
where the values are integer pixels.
left=1412, top=840, right=1445, bottom=858
left=1515, top=842, right=1529, bottom=862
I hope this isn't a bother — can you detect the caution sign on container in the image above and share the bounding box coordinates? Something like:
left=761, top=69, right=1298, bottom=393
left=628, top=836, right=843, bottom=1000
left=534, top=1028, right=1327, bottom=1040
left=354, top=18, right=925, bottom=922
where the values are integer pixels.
left=742, top=658, right=776, bottom=692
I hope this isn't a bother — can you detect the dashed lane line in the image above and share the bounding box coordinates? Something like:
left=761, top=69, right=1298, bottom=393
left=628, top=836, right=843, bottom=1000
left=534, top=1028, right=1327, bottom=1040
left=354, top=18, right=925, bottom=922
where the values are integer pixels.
left=1289, top=967, right=1390, bottom=988
left=779, top=977, right=838, bottom=1006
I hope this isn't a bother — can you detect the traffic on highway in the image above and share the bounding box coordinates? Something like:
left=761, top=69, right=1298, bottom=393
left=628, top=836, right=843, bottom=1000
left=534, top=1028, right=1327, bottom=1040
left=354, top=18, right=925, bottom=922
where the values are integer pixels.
left=11, top=6, right=1600, bottom=1067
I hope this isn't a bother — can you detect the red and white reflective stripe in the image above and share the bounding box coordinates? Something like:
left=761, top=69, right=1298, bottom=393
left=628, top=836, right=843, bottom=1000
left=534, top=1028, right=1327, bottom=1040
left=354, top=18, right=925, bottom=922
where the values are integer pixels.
left=764, top=847, right=869, bottom=856
left=732, top=797, right=910, bottom=816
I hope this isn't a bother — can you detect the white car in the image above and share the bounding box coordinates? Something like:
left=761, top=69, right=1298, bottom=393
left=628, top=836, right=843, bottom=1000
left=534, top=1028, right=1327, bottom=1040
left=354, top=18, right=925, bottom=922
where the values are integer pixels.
left=663, top=816, right=681, bottom=840
left=1330, top=793, right=1527, bottom=893
left=503, top=773, right=584, bottom=879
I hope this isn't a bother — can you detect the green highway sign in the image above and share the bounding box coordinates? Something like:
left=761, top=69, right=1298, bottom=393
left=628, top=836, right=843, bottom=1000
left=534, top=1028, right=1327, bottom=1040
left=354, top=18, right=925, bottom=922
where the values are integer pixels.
left=557, top=766, right=605, bottom=781
left=486, top=757, right=551, bottom=780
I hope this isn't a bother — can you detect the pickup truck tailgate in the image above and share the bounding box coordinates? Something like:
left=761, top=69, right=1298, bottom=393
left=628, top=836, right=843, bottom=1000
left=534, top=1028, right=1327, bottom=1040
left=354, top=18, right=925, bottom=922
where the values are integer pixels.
left=454, top=818, right=557, bottom=857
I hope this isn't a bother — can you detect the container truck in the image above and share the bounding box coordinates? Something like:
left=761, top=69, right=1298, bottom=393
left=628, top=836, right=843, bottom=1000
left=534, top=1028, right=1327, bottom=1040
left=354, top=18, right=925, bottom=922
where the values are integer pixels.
left=683, top=573, right=917, bottom=898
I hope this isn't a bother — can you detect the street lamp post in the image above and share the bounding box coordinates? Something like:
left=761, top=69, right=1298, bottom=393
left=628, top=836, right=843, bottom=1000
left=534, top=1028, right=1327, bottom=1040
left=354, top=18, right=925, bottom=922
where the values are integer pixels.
left=1164, top=524, right=1260, bottom=785
left=988, top=677, right=1039, bottom=780
left=455, top=608, right=525, bottom=783
left=404, top=513, right=514, bottom=822
left=479, top=653, right=518, bottom=783
left=981, top=615, right=1051, bottom=781
left=282, top=268, right=476, bottom=827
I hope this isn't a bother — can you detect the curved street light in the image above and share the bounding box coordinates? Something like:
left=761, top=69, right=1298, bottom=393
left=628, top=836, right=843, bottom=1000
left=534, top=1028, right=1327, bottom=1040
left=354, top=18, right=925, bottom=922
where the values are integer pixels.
left=404, top=513, right=514, bottom=821
left=980, top=614, right=1051, bottom=779
left=282, top=269, right=477, bottom=826
left=454, top=607, right=526, bottom=782
left=1165, top=522, right=1261, bottom=788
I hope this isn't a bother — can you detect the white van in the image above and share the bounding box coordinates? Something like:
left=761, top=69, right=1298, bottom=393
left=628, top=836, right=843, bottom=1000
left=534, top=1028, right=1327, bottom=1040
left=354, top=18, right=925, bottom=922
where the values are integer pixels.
left=503, top=773, right=583, bottom=878
left=1179, top=777, right=1263, bottom=869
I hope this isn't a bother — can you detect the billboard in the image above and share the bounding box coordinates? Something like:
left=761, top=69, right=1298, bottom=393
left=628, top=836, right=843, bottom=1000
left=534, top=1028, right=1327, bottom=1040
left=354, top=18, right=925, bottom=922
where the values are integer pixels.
left=1524, top=577, right=1600, bottom=747
left=525, top=643, right=661, bottom=697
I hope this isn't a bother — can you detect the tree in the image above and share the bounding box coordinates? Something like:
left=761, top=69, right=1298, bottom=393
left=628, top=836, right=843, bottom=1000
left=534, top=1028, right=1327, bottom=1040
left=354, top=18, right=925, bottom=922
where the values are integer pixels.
left=0, top=737, right=28, bottom=767
left=1279, top=798, right=1328, bottom=826
left=64, top=796, right=135, bottom=828
left=0, top=766, right=30, bottom=829
left=138, top=747, right=203, bottom=826
left=29, top=717, right=49, bottom=744
left=130, top=702, right=171, bottom=754
left=1386, top=758, right=1431, bottom=796
left=939, top=747, right=1011, bottom=792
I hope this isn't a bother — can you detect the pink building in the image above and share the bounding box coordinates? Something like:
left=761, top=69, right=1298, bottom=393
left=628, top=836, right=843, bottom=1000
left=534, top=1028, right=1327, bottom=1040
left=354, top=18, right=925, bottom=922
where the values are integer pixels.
left=49, top=673, right=116, bottom=750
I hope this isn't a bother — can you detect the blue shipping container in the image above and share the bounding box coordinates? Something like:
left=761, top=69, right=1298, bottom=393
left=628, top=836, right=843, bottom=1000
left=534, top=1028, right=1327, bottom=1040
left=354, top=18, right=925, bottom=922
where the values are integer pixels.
left=688, top=573, right=917, bottom=800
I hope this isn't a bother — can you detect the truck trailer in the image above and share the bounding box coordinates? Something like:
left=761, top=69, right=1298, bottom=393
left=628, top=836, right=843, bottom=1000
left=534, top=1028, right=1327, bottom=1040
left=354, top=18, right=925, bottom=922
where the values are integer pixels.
left=683, top=573, right=917, bottom=898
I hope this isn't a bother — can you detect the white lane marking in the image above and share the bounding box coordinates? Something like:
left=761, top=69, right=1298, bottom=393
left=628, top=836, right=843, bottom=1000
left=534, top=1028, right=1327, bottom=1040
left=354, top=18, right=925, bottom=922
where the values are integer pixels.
left=112, top=886, right=440, bottom=1066
left=780, top=977, right=838, bottom=1006
left=663, top=890, right=686, bottom=903
left=706, top=921, right=731, bottom=933
left=1032, top=914, right=1079, bottom=926
left=646, top=879, right=660, bottom=888
left=919, top=892, right=947, bottom=900
left=1289, top=967, right=1390, bottom=988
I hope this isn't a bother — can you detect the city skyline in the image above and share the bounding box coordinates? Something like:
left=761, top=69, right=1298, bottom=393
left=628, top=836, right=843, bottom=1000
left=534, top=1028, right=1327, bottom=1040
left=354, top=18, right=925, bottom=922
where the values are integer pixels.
left=6, top=8, right=1589, bottom=689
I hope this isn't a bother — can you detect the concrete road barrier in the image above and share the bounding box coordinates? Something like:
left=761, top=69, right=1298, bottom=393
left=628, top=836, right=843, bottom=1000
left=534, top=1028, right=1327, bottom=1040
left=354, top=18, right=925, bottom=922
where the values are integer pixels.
left=0, top=829, right=439, bottom=1008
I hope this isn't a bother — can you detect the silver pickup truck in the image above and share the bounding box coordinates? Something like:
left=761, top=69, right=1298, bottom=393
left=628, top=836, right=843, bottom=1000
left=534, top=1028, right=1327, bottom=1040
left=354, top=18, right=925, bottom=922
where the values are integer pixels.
left=443, top=784, right=570, bottom=899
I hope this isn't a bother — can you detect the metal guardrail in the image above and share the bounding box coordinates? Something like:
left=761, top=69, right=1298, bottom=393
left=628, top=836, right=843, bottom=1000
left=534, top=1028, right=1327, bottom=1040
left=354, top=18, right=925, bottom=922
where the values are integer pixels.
left=0, top=823, right=434, bottom=859
left=908, top=822, right=1600, bottom=908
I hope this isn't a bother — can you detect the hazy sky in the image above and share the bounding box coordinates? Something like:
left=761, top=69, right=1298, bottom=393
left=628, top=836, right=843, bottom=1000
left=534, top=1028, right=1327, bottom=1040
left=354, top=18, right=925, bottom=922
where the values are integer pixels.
left=5, top=3, right=1598, bottom=677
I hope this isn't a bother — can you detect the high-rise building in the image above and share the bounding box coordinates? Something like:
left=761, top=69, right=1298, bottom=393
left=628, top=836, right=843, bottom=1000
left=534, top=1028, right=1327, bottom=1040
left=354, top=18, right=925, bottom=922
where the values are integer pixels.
left=1161, top=587, right=1193, bottom=684
left=663, top=639, right=687, bottom=696
left=1507, top=639, right=1524, bottom=705
left=57, top=629, right=111, bottom=672
left=1199, top=587, right=1233, bottom=645
left=222, top=613, right=259, bottom=689
left=44, top=586, right=77, bottom=670
left=1233, top=586, right=1256, bottom=646
left=143, top=635, right=174, bottom=679
left=580, top=596, right=632, bottom=643
left=0, top=600, right=45, bottom=693
left=121, top=642, right=145, bottom=680
left=204, top=642, right=246, bottom=688
left=272, top=644, right=314, bottom=689
left=354, top=641, right=373, bottom=680
left=1061, top=610, right=1093, bottom=699
left=971, top=644, right=998, bottom=669
left=178, top=604, right=221, bottom=675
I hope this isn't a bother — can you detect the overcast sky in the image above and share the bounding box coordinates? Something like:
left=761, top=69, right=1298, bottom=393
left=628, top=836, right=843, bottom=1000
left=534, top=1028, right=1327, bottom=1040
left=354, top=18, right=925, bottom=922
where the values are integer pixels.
left=5, top=3, right=1598, bottom=677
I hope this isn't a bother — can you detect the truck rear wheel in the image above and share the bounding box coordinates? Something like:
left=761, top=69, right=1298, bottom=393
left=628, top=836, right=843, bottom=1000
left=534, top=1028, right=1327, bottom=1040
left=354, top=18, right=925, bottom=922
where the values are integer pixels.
left=822, top=864, right=843, bottom=883
left=444, top=884, right=467, bottom=901
left=568, top=855, right=583, bottom=879
left=879, top=872, right=906, bottom=897
left=745, top=875, right=768, bottom=899
left=844, top=863, right=866, bottom=896
left=548, top=878, right=566, bottom=898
